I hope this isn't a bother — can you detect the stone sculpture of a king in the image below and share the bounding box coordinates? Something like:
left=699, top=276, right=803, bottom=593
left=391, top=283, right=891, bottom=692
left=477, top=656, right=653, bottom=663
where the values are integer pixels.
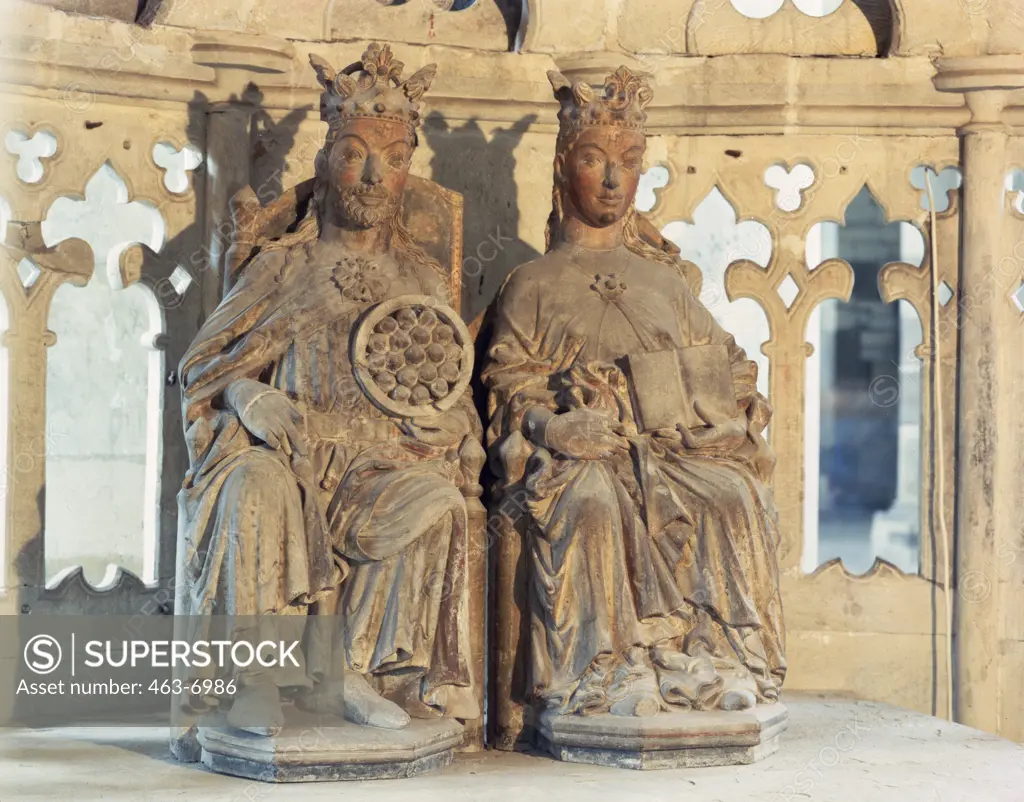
left=171, top=43, right=481, bottom=780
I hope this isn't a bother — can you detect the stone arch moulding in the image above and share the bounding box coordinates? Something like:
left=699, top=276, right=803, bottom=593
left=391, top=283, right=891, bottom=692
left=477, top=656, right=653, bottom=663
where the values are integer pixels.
left=686, top=0, right=901, bottom=57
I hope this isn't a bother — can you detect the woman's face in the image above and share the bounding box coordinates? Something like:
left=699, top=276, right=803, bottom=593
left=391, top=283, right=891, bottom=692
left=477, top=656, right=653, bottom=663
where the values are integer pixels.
left=322, top=118, right=414, bottom=229
left=562, top=126, right=645, bottom=228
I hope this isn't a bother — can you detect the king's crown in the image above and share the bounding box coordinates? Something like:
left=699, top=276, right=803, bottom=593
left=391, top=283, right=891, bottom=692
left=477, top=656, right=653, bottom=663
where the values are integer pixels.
left=309, top=43, right=437, bottom=133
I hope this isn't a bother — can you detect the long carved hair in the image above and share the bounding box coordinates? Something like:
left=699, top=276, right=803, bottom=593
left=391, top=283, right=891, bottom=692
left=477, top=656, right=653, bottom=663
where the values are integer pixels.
left=545, top=127, right=689, bottom=276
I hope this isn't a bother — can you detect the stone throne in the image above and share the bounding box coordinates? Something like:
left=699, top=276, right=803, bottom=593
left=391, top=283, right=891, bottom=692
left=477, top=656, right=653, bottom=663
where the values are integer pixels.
left=170, top=173, right=487, bottom=777
left=226, top=173, right=466, bottom=309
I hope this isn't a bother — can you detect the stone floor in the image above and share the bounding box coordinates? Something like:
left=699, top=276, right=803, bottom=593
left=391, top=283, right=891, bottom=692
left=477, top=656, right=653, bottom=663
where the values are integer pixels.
left=2, top=694, right=1023, bottom=801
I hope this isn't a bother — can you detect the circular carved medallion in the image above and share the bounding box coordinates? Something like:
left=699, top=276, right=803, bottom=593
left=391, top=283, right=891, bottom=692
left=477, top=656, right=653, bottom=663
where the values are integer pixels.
left=351, top=294, right=473, bottom=419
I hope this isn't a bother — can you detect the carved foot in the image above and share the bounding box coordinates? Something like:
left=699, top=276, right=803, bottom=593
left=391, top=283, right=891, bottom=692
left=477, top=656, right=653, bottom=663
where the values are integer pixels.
left=720, top=688, right=757, bottom=711
left=651, top=643, right=722, bottom=710
left=717, top=672, right=758, bottom=711
left=342, top=672, right=411, bottom=730
left=606, top=647, right=664, bottom=717
left=297, top=675, right=410, bottom=729
left=561, top=647, right=664, bottom=717
left=607, top=677, right=663, bottom=717
left=392, top=678, right=445, bottom=720
left=226, top=681, right=284, bottom=737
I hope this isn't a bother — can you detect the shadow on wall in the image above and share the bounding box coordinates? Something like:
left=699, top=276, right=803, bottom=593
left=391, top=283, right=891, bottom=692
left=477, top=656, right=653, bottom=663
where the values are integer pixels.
left=422, top=112, right=541, bottom=319
left=247, top=87, right=312, bottom=206
left=420, top=111, right=542, bottom=569
left=146, top=83, right=311, bottom=592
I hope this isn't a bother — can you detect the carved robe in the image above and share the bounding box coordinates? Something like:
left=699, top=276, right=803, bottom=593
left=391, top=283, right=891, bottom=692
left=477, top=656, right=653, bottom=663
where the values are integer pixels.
left=484, top=242, right=786, bottom=711
left=177, top=242, right=476, bottom=716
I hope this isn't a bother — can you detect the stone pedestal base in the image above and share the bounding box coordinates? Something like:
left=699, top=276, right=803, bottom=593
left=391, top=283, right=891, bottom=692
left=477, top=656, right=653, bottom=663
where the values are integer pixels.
left=536, top=703, right=788, bottom=770
left=197, top=714, right=463, bottom=782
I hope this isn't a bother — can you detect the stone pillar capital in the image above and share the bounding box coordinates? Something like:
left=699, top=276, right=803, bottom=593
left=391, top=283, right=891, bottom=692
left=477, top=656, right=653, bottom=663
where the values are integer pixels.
left=932, top=55, right=1024, bottom=132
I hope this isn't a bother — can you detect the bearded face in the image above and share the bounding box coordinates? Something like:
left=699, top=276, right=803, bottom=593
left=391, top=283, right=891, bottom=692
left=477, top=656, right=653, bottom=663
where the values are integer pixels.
left=321, top=118, right=414, bottom=231
left=337, top=182, right=399, bottom=228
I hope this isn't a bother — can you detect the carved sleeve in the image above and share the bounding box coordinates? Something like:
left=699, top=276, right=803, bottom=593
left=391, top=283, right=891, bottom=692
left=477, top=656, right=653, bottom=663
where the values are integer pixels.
left=480, top=268, right=569, bottom=483
left=483, top=273, right=558, bottom=426
left=177, top=250, right=295, bottom=478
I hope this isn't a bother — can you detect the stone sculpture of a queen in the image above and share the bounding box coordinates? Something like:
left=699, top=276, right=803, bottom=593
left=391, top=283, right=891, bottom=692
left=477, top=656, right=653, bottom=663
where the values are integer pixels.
left=173, top=43, right=481, bottom=770
left=484, top=66, right=787, bottom=764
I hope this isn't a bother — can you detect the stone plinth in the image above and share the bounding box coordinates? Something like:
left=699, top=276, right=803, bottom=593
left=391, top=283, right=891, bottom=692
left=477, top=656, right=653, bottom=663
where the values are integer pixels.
left=5, top=697, right=1024, bottom=799
left=197, top=716, right=463, bottom=782
left=536, top=703, right=788, bottom=770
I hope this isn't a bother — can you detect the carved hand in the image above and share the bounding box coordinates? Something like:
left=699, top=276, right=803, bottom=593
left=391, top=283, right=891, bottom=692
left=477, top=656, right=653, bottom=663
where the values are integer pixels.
left=674, top=399, right=747, bottom=452
left=401, top=407, right=471, bottom=448
left=225, top=378, right=307, bottom=456
left=539, top=407, right=631, bottom=461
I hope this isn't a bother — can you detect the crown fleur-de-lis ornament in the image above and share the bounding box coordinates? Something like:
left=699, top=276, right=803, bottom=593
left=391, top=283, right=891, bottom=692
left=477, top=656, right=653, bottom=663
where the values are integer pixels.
left=308, top=44, right=437, bottom=137
left=547, top=65, right=654, bottom=148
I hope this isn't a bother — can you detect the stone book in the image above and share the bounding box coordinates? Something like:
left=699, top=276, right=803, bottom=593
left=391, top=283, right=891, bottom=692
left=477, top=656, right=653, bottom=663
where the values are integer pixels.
left=627, top=345, right=736, bottom=432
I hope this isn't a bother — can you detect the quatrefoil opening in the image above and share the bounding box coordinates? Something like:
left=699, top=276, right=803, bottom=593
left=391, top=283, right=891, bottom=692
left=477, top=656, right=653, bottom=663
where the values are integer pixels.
left=790, top=0, right=845, bottom=17
left=730, top=0, right=785, bottom=19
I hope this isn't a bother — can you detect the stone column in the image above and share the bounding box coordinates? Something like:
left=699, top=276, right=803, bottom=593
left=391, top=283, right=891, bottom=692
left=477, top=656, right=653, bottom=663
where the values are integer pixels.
left=934, top=56, right=1024, bottom=739
left=188, top=36, right=298, bottom=311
